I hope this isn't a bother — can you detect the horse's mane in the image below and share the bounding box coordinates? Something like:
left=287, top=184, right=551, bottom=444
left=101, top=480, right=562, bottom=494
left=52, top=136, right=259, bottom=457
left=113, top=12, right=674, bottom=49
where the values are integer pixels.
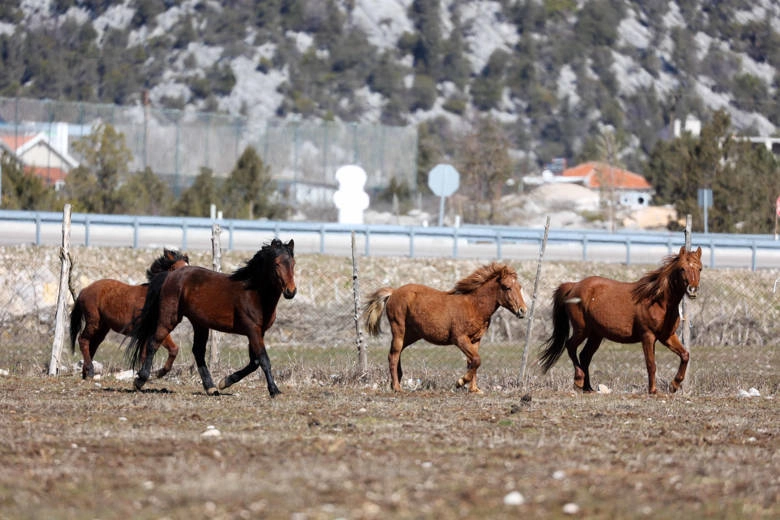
left=448, top=262, right=512, bottom=294
left=146, top=249, right=189, bottom=281
left=631, top=252, right=684, bottom=303
left=230, top=238, right=293, bottom=290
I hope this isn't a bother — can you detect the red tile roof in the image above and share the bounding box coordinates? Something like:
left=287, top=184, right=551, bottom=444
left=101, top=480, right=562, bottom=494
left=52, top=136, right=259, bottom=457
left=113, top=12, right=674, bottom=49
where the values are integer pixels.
left=561, top=161, right=652, bottom=190
left=24, top=165, right=68, bottom=186
left=0, top=133, right=37, bottom=151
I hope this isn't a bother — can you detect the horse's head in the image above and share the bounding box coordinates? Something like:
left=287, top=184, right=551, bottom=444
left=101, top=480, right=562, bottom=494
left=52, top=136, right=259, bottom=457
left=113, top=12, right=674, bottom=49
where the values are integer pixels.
left=678, top=246, right=702, bottom=299
left=164, top=248, right=190, bottom=271
left=498, top=266, right=527, bottom=318
left=147, top=248, right=190, bottom=280
left=272, top=238, right=297, bottom=299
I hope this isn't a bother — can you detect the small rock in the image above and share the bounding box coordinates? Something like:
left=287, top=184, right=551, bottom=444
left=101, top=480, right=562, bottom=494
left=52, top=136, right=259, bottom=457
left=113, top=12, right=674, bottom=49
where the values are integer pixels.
left=597, top=383, right=611, bottom=394
left=201, top=425, right=221, bottom=437
left=563, top=502, right=580, bottom=515
left=0, top=368, right=9, bottom=376
left=503, top=491, right=525, bottom=506
left=114, top=370, right=135, bottom=381
left=738, top=388, right=760, bottom=398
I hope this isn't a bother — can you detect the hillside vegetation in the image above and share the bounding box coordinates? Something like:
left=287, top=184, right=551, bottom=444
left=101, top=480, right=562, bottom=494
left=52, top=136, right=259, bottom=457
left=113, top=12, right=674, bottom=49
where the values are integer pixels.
left=0, top=0, right=777, bottom=170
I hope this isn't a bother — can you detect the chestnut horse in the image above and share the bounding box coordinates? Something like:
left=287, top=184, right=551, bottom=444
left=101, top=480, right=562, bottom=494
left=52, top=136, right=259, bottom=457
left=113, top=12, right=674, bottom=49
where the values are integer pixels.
left=69, top=248, right=189, bottom=379
left=538, top=246, right=702, bottom=394
left=127, top=239, right=296, bottom=397
left=363, top=263, right=527, bottom=393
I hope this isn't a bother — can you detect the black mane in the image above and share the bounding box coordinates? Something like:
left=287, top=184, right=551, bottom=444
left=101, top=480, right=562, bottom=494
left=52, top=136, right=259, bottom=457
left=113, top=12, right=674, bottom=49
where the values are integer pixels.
left=146, top=248, right=189, bottom=281
left=229, top=239, right=293, bottom=290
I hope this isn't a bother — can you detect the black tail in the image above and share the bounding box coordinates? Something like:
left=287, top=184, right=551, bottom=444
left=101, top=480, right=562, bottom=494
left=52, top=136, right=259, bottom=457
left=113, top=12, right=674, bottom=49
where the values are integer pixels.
left=69, top=300, right=83, bottom=353
left=125, top=271, right=169, bottom=369
left=537, top=284, right=573, bottom=373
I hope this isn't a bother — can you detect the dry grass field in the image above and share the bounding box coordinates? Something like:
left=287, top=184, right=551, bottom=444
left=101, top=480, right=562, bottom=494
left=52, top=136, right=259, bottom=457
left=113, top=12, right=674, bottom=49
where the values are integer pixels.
left=0, top=245, right=778, bottom=519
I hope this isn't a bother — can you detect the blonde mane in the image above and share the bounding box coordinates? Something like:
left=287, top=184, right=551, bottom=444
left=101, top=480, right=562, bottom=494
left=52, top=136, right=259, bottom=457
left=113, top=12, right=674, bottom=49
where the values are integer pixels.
left=448, top=263, right=513, bottom=294
left=631, top=252, right=686, bottom=303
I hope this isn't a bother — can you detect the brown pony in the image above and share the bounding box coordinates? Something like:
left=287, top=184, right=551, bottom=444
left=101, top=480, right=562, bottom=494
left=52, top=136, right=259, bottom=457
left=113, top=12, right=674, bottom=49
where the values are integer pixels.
left=70, top=248, right=189, bottom=379
left=127, top=239, right=296, bottom=397
left=538, top=246, right=702, bottom=394
left=363, top=263, right=527, bottom=393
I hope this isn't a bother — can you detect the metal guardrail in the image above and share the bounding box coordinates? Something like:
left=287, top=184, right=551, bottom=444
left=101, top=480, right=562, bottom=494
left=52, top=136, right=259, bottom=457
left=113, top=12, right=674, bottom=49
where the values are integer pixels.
left=2, top=209, right=780, bottom=270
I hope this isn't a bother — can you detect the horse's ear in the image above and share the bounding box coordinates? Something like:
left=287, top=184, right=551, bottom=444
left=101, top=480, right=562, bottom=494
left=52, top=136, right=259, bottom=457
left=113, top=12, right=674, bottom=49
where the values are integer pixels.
left=286, top=239, right=294, bottom=253
left=678, top=245, right=686, bottom=256
left=694, top=246, right=702, bottom=258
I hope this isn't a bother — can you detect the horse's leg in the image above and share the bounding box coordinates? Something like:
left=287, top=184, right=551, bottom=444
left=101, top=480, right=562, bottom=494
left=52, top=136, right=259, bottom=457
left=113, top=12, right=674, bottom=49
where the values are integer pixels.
left=578, top=336, right=603, bottom=393
left=455, top=340, right=482, bottom=394
left=661, top=333, right=689, bottom=393
left=134, top=337, right=160, bottom=390
left=218, top=333, right=280, bottom=397
left=134, top=327, right=170, bottom=390
left=640, top=335, right=658, bottom=394
left=387, top=331, right=405, bottom=392
left=79, top=325, right=107, bottom=379
left=564, top=331, right=587, bottom=389
left=191, top=326, right=218, bottom=395
left=155, top=334, right=180, bottom=378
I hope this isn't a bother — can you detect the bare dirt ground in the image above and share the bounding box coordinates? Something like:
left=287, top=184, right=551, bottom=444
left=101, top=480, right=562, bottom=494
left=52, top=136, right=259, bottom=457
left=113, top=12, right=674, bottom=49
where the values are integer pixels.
left=0, top=246, right=778, bottom=519
left=1, top=343, right=777, bottom=520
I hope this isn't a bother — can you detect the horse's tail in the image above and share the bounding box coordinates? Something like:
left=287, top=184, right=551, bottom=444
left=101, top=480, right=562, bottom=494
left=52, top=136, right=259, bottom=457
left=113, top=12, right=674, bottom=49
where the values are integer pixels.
left=538, top=282, right=575, bottom=373
left=69, top=298, right=84, bottom=353
left=362, top=287, right=394, bottom=336
left=125, top=271, right=168, bottom=369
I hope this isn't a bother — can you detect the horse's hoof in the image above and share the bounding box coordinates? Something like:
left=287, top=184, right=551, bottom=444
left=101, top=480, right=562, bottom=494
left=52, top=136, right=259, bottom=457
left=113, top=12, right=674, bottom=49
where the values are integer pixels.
left=469, top=388, right=484, bottom=395
left=456, top=378, right=465, bottom=388
left=217, top=377, right=229, bottom=390
left=133, top=378, right=146, bottom=391
left=206, top=387, right=220, bottom=396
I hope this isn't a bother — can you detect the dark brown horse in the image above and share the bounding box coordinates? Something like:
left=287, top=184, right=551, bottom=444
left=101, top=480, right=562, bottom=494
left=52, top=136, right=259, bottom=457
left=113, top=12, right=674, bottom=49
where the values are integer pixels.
left=127, top=239, right=296, bottom=397
left=70, top=248, right=189, bottom=379
left=538, top=246, right=702, bottom=394
left=363, top=263, right=527, bottom=393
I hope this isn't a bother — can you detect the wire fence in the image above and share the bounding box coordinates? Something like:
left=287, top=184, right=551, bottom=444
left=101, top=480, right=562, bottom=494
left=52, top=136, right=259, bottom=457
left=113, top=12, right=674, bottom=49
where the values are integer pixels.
left=1, top=240, right=779, bottom=392
left=0, top=96, right=417, bottom=199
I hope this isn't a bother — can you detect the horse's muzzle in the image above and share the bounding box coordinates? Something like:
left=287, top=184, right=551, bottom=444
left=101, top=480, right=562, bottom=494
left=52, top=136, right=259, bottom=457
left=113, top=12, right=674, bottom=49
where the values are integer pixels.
left=686, top=286, right=698, bottom=299
left=283, top=288, right=297, bottom=299
left=515, top=308, right=527, bottom=319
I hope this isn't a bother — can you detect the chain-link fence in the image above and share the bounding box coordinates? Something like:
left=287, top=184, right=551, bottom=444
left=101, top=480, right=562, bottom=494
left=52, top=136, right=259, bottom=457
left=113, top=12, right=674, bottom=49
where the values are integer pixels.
left=0, top=96, right=417, bottom=198
left=1, top=244, right=778, bottom=390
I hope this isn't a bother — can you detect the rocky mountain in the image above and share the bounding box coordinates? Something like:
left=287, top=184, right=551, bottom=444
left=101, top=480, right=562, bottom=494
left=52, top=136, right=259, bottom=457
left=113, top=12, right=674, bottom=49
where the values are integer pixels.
left=0, top=0, right=778, bottom=171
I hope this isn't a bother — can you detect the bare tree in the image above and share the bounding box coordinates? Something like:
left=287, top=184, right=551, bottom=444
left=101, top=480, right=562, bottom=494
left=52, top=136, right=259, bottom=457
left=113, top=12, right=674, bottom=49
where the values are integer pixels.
left=456, top=117, right=513, bottom=224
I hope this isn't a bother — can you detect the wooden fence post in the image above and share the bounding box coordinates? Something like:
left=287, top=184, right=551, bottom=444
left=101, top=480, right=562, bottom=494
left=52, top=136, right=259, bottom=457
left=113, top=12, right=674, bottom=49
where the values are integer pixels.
left=49, top=204, right=72, bottom=376
left=351, top=232, right=367, bottom=376
left=682, top=214, right=692, bottom=390
left=209, top=222, right=222, bottom=367
left=519, top=216, right=551, bottom=387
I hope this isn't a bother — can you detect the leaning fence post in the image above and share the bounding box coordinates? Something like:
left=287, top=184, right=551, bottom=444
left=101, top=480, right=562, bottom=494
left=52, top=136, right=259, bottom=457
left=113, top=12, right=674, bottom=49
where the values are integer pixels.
left=209, top=222, right=222, bottom=367
left=351, top=231, right=368, bottom=376
left=682, top=214, right=692, bottom=389
left=49, top=204, right=72, bottom=375
left=519, top=216, right=551, bottom=387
